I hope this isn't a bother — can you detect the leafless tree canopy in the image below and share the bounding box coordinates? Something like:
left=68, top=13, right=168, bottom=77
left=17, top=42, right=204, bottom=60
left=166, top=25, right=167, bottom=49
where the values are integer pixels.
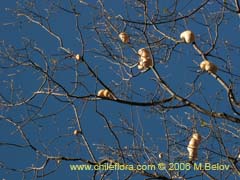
left=0, top=0, right=240, bottom=179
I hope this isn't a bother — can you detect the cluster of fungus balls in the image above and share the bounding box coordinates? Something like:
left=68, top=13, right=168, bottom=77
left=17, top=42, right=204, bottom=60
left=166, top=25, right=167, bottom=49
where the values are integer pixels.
left=97, top=89, right=115, bottom=100
left=71, top=31, right=218, bottom=162
left=180, top=30, right=218, bottom=73
left=137, top=48, right=154, bottom=72
left=119, top=32, right=154, bottom=72
left=118, top=30, right=218, bottom=74
left=187, top=133, right=202, bottom=161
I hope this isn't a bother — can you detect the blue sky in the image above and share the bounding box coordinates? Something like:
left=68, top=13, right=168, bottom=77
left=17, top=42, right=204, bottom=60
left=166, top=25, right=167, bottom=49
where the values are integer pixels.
left=0, top=1, right=240, bottom=179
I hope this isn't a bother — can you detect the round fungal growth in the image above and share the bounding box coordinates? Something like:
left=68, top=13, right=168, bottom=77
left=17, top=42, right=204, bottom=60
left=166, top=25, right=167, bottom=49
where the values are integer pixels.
left=75, top=54, right=81, bottom=61
left=73, top=129, right=81, bottom=135
left=180, top=30, right=195, bottom=43
left=200, top=60, right=209, bottom=71
left=119, top=32, right=130, bottom=43
left=138, top=48, right=151, bottom=57
left=137, top=57, right=153, bottom=71
left=137, top=48, right=154, bottom=72
left=158, top=153, right=163, bottom=159
left=200, top=60, right=218, bottom=73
